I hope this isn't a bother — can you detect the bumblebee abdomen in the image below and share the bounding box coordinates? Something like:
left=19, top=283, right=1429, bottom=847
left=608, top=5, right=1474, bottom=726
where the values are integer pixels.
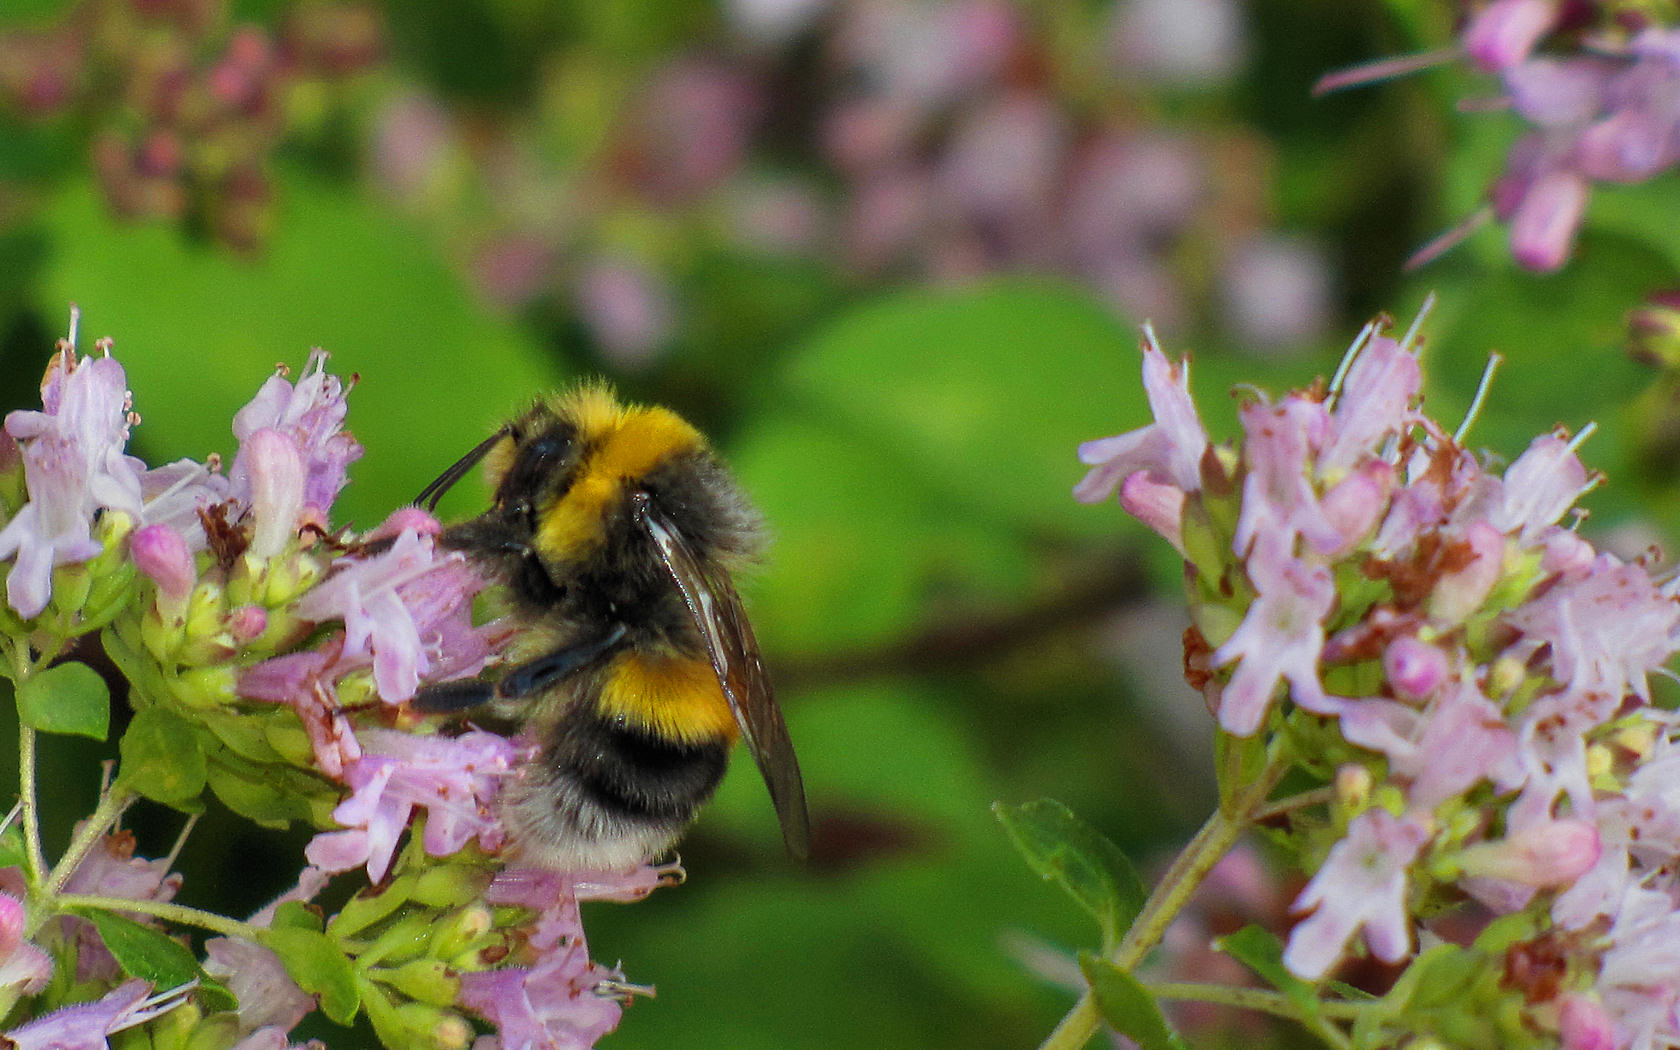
left=598, top=652, right=738, bottom=745
left=506, top=685, right=730, bottom=870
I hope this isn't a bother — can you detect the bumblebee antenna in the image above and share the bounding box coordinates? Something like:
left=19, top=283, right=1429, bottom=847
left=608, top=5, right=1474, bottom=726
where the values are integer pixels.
left=416, top=426, right=512, bottom=511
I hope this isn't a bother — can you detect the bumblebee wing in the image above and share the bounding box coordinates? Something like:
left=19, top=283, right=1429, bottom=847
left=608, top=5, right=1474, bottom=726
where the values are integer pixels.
left=639, top=501, right=811, bottom=860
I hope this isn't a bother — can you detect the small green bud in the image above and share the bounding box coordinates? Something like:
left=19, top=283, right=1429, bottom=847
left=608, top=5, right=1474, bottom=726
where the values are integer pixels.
left=429, top=904, right=493, bottom=962
left=184, top=582, right=229, bottom=642
left=380, top=958, right=461, bottom=1006
left=332, top=882, right=412, bottom=940
left=264, top=719, right=317, bottom=766
left=140, top=605, right=187, bottom=664
left=80, top=560, right=138, bottom=629
left=50, top=562, right=93, bottom=619
left=174, top=665, right=239, bottom=710
left=412, top=863, right=488, bottom=910
left=179, top=1013, right=240, bottom=1050
left=395, top=1003, right=474, bottom=1050
left=360, top=908, right=437, bottom=968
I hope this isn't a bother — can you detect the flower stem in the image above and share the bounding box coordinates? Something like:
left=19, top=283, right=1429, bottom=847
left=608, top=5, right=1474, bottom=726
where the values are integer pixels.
left=54, top=893, right=260, bottom=941
left=1038, top=756, right=1287, bottom=1050
left=1147, top=982, right=1359, bottom=1048
left=41, top=785, right=136, bottom=898
left=17, top=725, right=46, bottom=887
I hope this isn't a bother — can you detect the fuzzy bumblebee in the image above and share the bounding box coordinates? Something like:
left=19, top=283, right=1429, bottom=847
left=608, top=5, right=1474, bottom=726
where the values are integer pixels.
left=413, top=384, right=809, bottom=870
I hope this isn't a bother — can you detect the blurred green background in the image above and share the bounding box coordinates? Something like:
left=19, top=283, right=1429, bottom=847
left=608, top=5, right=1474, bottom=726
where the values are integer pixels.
left=4, top=0, right=1680, bottom=1047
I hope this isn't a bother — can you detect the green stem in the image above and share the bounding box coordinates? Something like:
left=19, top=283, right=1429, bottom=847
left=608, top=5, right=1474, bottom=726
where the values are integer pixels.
left=17, top=725, right=45, bottom=887
left=54, top=893, right=260, bottom=941
left=1038, top=756, right=1288, bottom=1050
left=1252, top=786, right=1336, bottom=823
left=41, top=786, right=135, bottom=898
left=1147, top=982, right=1358, bottom=1049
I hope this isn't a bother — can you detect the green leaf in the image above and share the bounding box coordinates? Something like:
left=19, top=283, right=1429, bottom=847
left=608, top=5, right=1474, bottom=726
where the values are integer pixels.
left=265, top=926, right=360, bottom=1025
left=993, top=799, right=1146, bottom=952
left=37, top=173, right=560, bottom=532
left=117, top=707, right=208, bottom=805
left=777, top=281, right=1145, bottom=539
left=0, top=823, right=25, bottom=870
left=1216, top=925, right=1324, bottom=1028
left=1079, top=953, right=1189, bottom=1050
left=16, top=661, right=110, bottom=739
left=80, top=909, right=236, bottom=1011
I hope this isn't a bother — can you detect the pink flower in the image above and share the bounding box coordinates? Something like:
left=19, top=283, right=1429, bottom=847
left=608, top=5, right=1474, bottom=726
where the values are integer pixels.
left=237, top=427, right=306, bottom=560
left=1383, top=635, right=1447, bottom=701
left=237, top=636, right=363, bottom=779
left=1211, top=532, right=1338, bottom=735
left=230, top=350, right=361, bottom=522
left=1508, top=560, right=1680, bottom=705
left=4, top=979, right=194, bottom=1049
left=305, top=729, right=522, bottom=882
left=1074, top=334, right=1208, bottom=505
left=1558, top=993, right=1616, bottom=1050
left=1340, top=674, right=1521, bottom=812
left=204, top=937, right=314, bottom=1035
left=1282, top=809, right=1429, bottom=979
left=0, top=891, right=50, bottom=996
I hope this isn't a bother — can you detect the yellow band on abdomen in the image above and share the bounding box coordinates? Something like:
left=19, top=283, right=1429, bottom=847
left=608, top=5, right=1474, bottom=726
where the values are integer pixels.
left=598, top=652, right=738, bottom=746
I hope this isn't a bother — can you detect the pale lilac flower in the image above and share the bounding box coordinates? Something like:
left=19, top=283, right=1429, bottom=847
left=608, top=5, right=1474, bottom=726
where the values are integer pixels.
left=1425, top=520, right=1504, bottom=625
left=1491, top=432, right=1595, bottom=544
left=1282, top=809, right=1429, bottom=979
left=0, top=350, right=143, bottom=618
left=1509, top=694, right=1599, bottom=831
left=230, top=350, right=361, bottom=521
left=236, top=636, right=363, bottom=778
left=1554, top=737, right=1680, bottom=929
left=1507, top=560, right=1680, bottom=705
left=60, top=830, right=183, bottom=983
left=1211, top=531, right=1337, bottom=736
left=205, top=937, right=314, bottom=1035
left=573, top=259, right=677, bottom=369
left=1075, top=335, right=1208, bottom=504
left=291, top=522, right=497, bottom=703
left=305, top=728, right=522, bottom=882
left=1319, top=331, right=1420, bottom=478
left=458, top=871, right=626, bottom=1050
left=138, top=458, right=230, bottom=552
left=1596, top=884, right=1680, bottom=1050
left=1217, top=235, right=1330, bottom=352
left=1109, top=0, right=1245, bottom=86
left=1338, top=673, right=1520, bottom=811
left=4, top=979, right=194, bottom=1050
left=1118, top=472, right=1186, bottom=553
left=1508, top=168, right=1590, bottom=271
left=1232, top=397, right=1343, bottom=558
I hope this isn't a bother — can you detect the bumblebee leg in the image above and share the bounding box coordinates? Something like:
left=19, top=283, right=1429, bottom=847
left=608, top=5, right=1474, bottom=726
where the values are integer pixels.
left=410, top=678, right=496, bottom=713
left=494, top=622, right=629, bottom=701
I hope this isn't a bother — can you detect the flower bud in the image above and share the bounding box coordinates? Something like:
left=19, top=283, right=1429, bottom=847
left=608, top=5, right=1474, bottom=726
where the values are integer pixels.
left=1427, top=522, right=1503, bottom=624
left=1558, top=993, right=1615, bottom=1050
left=1456, top=819, right=1600, bottom=888
left=382, top=958, right=461, bottom=1006
left=130, top=523, right=195, bottom=602
left=1384, top=636, right=1448, bottom=701
left=396, top=1003, right=472, bottom=1050
left=1320, top=460, right=1395, bottom=550
left=1463, top=0, right=1557, bottom=72
left=422, top=904, right=491, bottom=964
left=412, top=865, right=487, bottom=910
left=243, top=427, right=304, bottom=561
left=226, top=603, right=268, bottom=645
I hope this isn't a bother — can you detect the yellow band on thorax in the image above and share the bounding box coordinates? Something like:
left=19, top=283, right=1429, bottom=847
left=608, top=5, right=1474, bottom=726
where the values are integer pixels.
left=534, top=405, right=704, bottom=557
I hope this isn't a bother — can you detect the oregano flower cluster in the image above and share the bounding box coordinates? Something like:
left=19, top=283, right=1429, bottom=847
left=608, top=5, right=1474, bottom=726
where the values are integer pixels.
left=0, top=313, right=668, bottom=1049
left=1039, top=308, right=1680, bottom=1050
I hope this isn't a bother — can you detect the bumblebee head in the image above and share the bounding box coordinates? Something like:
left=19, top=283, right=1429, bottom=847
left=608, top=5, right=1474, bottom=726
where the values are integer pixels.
left=419, top=382, right=708, bottom=556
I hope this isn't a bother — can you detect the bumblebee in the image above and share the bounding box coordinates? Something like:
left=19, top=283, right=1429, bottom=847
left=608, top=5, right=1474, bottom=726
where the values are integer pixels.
left=412, top=384, right=809, bottom=870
